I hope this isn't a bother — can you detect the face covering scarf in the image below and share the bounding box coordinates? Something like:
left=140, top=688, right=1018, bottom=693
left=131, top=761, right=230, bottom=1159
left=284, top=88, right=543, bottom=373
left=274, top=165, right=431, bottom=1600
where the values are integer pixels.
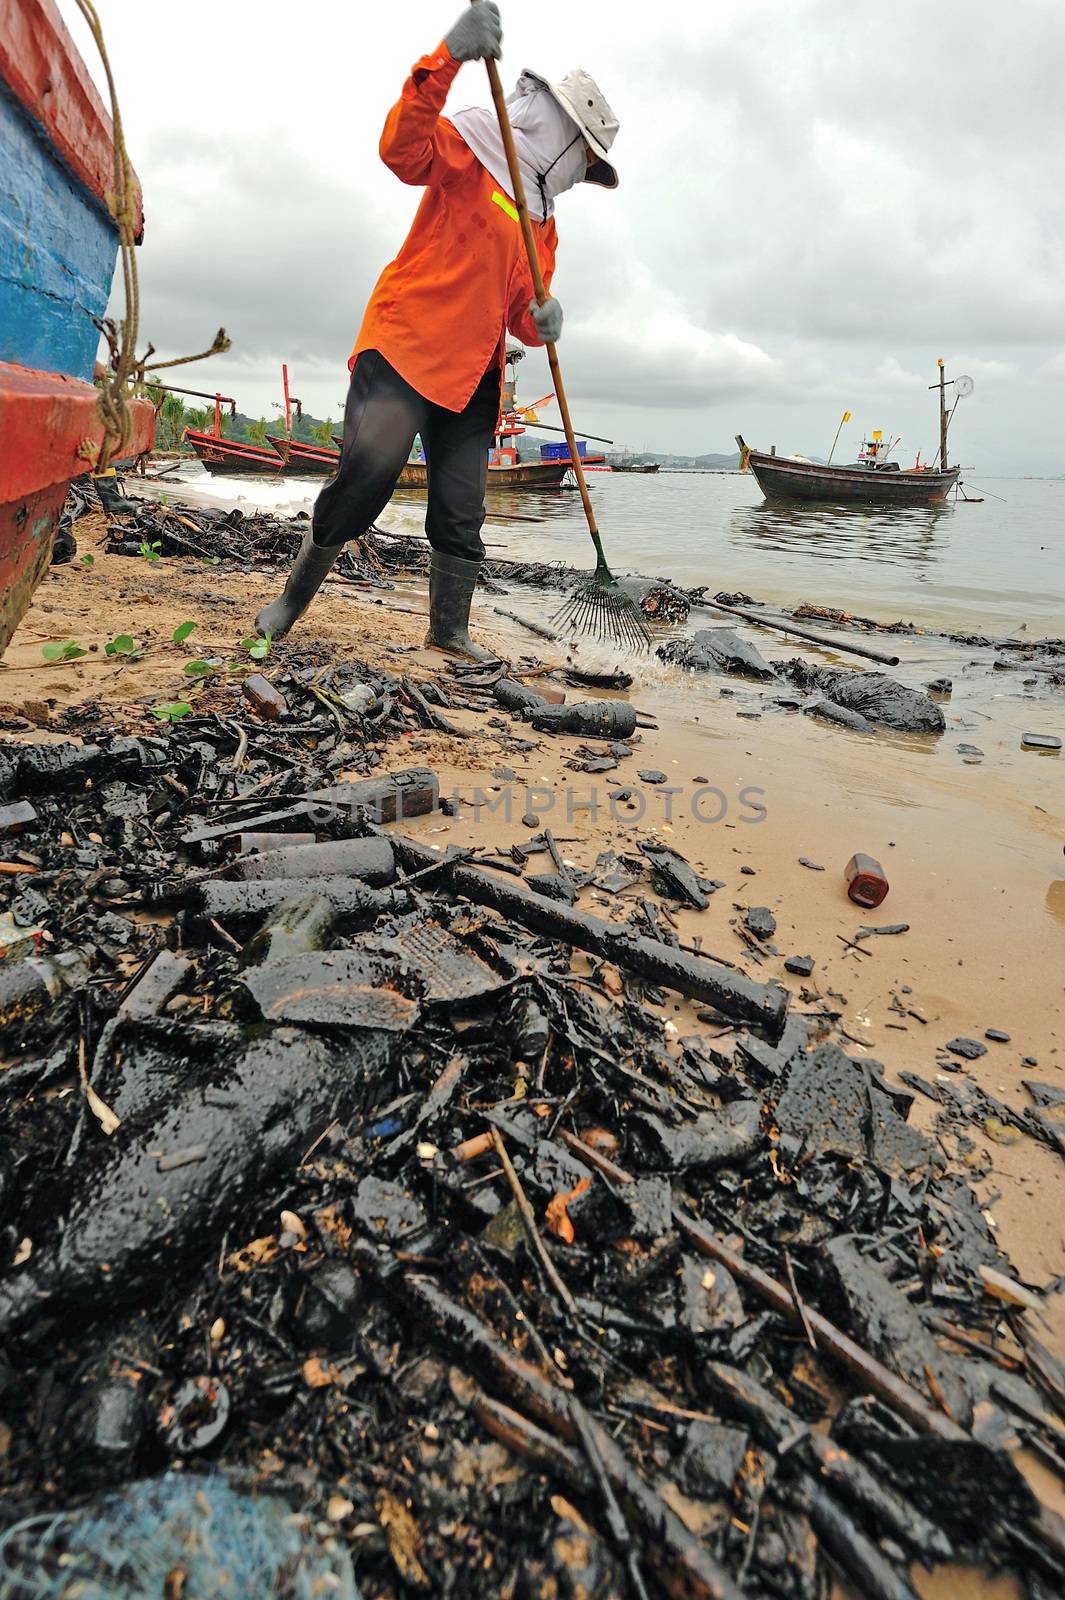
left=450, top=71, right=586, bottom=221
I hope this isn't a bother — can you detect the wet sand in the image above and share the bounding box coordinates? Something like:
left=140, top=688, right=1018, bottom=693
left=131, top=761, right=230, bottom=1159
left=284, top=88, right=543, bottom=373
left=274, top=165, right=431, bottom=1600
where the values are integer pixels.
left=3, top=501, right=1064, bottom=1592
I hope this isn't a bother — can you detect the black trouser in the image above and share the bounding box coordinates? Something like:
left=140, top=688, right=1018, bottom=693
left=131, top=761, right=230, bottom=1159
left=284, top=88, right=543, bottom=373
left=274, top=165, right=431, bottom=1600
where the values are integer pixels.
left=312, top=349, right=500, bottom=559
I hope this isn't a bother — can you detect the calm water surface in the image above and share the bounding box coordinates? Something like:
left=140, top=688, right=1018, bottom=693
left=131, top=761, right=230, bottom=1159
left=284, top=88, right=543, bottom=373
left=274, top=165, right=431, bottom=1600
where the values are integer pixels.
left=150, top=463, right=1065, bottom=935
left=462, top=472, right=1064, bottom=636
left=169, top=464, right=1063, bottom=636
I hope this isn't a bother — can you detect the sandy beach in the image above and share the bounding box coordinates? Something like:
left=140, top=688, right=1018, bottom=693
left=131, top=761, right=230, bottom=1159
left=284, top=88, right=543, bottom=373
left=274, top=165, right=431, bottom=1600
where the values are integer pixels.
left=2, top=489, right=1063, bottom=1598
left=7, top=500, right=1062, bottom=1319
left=6, top=0, right=1064, bottom=1591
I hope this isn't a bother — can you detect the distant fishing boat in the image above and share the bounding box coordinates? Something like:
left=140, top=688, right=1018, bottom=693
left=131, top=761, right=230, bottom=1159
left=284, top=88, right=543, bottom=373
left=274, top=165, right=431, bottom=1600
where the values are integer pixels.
left=389, top=346, right=575, bottom=489
left=187, top=347, right=576, bottom=489
left=1, top=0, right=155, bottom=654
left=273, top=437, right=572, bottom=489
left=394, top=457, right=572, bottom=490
left=612, top=461, right=660, bottom=474
left=737, top=446, right=959, bottom=506
left=737, top=362, right=969, bottom=507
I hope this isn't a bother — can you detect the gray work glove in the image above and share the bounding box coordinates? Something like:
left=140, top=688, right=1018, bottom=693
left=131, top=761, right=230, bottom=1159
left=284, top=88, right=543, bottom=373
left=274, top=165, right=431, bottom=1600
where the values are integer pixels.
left=445, top=2, right=502, bottom=62
left=529, top=296, right=563, bottom=343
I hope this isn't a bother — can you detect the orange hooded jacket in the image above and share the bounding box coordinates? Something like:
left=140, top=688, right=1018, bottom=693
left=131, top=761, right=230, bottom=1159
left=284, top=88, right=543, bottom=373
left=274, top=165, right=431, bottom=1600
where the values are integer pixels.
left=350, top=42, right=558, bottom=413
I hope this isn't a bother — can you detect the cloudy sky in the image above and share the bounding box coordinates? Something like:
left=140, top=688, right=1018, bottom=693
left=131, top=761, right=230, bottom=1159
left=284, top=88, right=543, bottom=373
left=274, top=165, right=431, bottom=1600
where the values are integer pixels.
left=63, top=0, right=1063, bottom=472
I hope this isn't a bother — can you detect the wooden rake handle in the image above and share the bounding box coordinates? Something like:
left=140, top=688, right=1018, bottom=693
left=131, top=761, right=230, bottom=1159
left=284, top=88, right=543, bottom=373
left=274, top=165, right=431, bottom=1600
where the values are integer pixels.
left=470, top=4, right=600, bottom=544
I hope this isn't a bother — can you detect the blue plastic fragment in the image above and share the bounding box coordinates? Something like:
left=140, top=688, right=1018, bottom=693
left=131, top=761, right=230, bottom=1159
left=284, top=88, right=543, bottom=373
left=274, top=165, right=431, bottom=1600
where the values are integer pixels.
left=0, top=1472, right=362, bottom=1599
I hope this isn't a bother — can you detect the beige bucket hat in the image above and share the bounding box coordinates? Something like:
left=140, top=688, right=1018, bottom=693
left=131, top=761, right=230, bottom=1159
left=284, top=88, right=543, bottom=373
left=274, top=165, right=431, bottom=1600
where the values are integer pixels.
left=526, top=67, right=620, bottom=189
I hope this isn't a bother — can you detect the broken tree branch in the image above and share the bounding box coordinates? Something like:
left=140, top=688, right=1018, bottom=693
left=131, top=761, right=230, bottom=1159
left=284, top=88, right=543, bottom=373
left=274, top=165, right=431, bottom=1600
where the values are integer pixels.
left=389, top=837, right=788, bottom=1036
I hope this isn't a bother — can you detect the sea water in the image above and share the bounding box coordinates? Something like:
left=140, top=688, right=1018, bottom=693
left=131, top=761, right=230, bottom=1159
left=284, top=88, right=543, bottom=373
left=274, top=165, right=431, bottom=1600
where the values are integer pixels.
left=164, top=466, right=1064, bottom=637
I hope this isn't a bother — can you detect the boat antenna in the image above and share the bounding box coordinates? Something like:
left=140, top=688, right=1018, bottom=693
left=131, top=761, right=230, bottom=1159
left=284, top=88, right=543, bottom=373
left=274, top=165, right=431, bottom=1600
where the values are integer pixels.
left=928, top=363, right=974, bottom=469
left=827, top=409, right=851, bottom=464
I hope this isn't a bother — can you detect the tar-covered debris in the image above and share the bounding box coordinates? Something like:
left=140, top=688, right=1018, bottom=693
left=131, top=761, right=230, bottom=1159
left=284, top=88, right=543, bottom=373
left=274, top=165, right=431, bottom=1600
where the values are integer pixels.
left=0, top=632, right=1062, bottom=1600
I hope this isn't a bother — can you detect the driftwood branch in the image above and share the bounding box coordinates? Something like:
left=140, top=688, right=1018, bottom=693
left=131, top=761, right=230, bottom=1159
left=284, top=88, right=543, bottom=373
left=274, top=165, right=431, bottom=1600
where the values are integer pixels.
left=390, top=836, right=788, bottom=1036
left=352, top=1239, right=744, bottom=1600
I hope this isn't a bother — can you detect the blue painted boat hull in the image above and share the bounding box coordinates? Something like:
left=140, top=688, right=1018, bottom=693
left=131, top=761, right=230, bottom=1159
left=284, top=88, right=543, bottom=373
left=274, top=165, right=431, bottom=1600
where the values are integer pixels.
left=0, top=81, right=119, bottom=380
left=0, top=1, right=154, bottom=655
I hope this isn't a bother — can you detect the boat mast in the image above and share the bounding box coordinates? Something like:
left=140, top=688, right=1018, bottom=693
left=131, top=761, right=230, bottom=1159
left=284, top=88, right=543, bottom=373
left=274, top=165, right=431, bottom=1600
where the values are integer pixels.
left=937, top=358, right=948, bottom=471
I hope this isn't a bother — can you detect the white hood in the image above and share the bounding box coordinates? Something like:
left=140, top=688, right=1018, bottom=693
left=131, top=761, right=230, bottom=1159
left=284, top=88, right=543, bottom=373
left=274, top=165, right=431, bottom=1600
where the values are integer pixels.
left=450, top=71, right=587, bottom=221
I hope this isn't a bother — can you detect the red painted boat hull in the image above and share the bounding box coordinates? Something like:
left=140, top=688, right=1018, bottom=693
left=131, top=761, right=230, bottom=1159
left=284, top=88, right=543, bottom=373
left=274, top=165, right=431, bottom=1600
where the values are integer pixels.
left=185, top=430, right=285, bottom=476
left=1, top=479, right=67, bottom=657
left=0, top=363, right=154, bottom=654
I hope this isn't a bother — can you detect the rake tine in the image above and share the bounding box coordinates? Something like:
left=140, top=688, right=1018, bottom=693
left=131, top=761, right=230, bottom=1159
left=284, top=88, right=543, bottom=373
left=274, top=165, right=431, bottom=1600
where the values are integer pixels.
left=551, top=579, right=654, bottom=653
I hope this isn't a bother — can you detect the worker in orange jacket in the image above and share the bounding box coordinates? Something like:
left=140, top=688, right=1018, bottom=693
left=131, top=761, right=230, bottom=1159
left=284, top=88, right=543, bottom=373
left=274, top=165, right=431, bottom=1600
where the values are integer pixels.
left=257, top=3, right=619, bottom=660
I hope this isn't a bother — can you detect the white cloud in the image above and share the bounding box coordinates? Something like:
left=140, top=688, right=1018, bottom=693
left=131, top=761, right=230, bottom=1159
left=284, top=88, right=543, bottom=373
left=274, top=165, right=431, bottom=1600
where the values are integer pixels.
left=1037, top=352, right=1065, bottom=382
left=57, top=0, right=1065, bottom=472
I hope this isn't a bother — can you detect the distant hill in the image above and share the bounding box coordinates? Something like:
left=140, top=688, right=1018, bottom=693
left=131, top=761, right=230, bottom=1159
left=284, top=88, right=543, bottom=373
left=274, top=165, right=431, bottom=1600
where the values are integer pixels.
left=228, top=409, right=340, bottom=447
left=514, top=444, right=744, bottom=470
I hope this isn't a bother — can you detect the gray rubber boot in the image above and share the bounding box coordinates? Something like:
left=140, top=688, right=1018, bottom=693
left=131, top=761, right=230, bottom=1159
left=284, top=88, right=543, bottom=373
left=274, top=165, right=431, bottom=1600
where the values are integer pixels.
left=92, top=472, right=138, bottom=515
left=255, top=530, right=339, bottom=639
left=425, top=550, right=498, bottom=662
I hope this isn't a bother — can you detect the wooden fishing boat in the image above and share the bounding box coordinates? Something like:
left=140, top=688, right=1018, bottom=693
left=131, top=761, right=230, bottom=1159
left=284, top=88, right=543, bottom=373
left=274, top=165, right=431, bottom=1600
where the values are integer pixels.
left=185, top=430, right=284, bottom=476
left=487, top=459, right=570, bottom=488
left=738, top=446, right=959, bottom=506
left=737, top=362, right=969, bottom=508
left=392, top=458, right=571, bottom=490
left=612, top=462, right=660, bottom=474
left=312, top=429, right=572, bottom=487
left=0, top=0, right=155, bottom=654
left=301, top=347, right=572, bottom=491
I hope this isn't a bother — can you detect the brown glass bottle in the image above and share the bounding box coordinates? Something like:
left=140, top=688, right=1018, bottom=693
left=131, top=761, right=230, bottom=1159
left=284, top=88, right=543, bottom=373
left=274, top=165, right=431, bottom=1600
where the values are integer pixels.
left=845, top=853, right=889, bottom=908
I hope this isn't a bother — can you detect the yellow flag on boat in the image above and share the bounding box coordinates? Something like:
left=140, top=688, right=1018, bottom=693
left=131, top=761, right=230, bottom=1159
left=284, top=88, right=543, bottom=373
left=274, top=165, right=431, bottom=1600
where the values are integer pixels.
left=841, top=410, right=851, bottom=423
left=872, top=429, right=883, bottom=441
left=738, top=442, right=752, bottom=472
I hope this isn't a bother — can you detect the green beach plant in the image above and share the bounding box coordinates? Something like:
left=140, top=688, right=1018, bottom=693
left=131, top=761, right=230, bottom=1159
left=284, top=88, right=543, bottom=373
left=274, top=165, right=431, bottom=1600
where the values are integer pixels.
left=42, top=639, right=87, bottom=662
left=151, top=701, right=194, bottom=722
left=104, top=634, right=138, bottom=657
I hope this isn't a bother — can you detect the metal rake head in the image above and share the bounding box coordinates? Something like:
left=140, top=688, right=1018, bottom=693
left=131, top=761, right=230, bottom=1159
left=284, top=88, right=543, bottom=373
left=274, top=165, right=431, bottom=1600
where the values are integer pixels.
left=551, top=579, right=654, bottom=652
